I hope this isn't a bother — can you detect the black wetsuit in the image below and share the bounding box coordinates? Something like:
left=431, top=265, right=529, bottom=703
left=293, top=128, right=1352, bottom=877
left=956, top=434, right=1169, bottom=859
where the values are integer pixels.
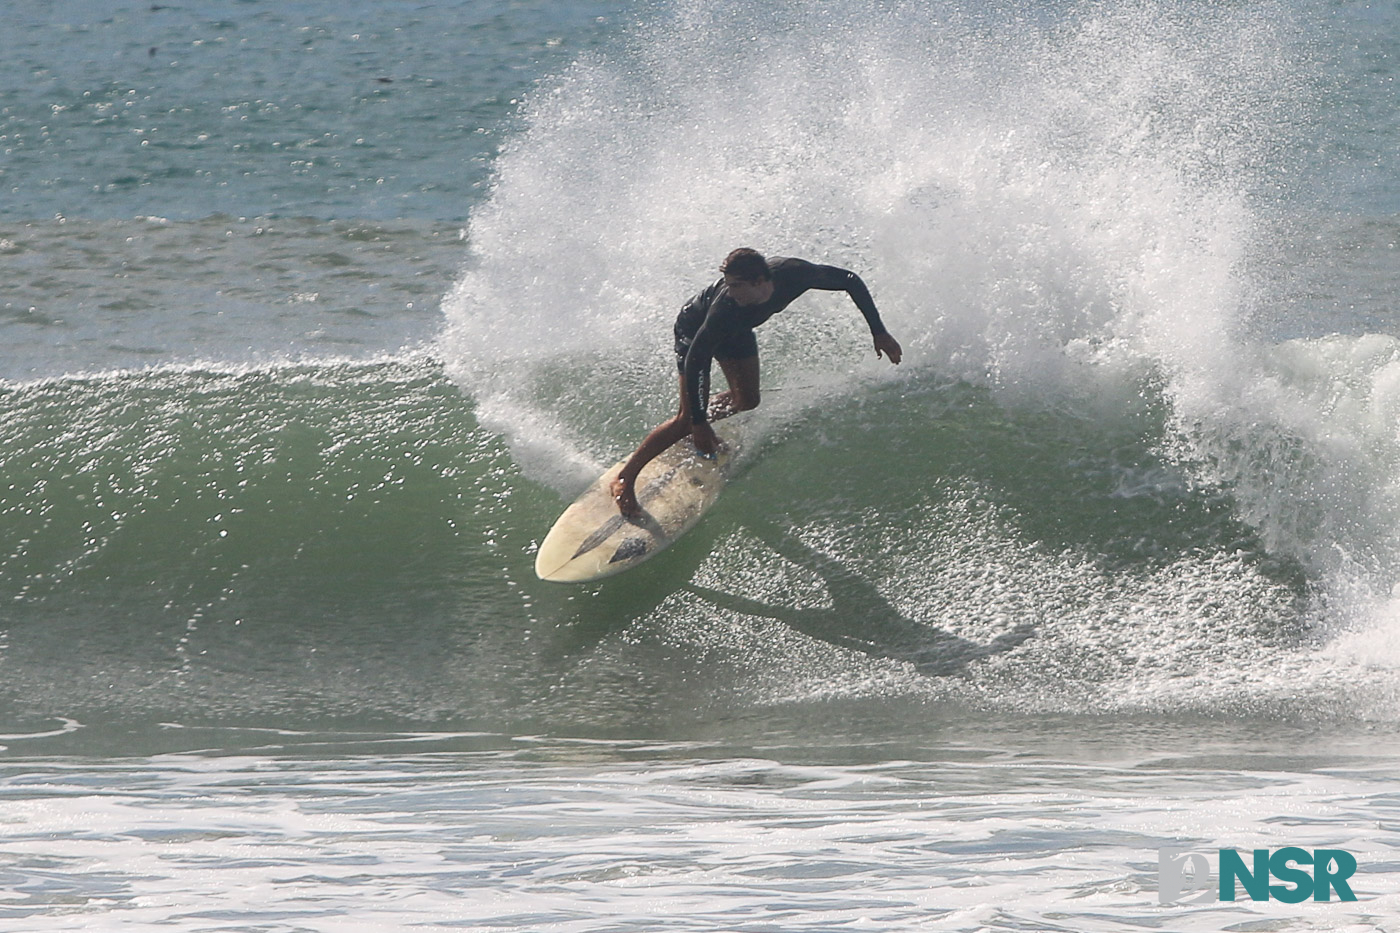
left=673, top=257, right=887, bottom=424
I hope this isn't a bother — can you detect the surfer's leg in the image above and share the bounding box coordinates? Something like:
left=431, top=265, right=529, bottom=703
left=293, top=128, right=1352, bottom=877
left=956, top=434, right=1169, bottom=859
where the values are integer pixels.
left=611, top=373, right=694, bottom=517
left=710, top=354, right=760, bottom=420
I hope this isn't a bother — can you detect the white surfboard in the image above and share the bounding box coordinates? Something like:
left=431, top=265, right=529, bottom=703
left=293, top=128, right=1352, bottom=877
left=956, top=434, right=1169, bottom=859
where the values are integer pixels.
left=535, top=423, right=741, bottom=583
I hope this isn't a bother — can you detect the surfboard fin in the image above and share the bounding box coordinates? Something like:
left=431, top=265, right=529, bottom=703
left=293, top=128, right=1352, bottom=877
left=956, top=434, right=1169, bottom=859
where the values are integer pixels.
left=610, top=537, right=651, bottom=563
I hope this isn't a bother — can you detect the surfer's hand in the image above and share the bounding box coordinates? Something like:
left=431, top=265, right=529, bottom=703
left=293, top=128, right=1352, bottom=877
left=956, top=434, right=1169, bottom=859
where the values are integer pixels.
left=874, top=332, right=903, bottom=365
left=691, top=421, right=719, bottom=458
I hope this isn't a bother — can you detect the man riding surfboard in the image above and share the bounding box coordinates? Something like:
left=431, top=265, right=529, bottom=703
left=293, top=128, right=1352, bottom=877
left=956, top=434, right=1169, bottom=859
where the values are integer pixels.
left=610, top=247, right=902, bottom=517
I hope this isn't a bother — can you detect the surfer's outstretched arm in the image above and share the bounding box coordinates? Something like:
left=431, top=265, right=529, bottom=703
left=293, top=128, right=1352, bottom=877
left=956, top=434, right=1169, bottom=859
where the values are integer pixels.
left=792, top=260, right=903, bottom=364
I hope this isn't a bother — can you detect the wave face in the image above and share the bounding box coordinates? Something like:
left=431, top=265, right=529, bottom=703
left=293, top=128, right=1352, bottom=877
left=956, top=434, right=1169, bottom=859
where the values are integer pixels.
left=0, top=360, right=1329, bottom=745
left=0, top=359, right=542, bottom=739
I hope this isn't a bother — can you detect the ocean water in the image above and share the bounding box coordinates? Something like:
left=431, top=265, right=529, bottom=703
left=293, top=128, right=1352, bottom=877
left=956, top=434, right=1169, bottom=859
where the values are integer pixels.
left=2, top=0, right=1399, bottom=929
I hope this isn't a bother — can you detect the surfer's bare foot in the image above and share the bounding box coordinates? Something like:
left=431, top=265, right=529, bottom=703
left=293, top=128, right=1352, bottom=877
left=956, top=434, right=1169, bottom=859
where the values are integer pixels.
left=610, top=476, right=641, bottom=519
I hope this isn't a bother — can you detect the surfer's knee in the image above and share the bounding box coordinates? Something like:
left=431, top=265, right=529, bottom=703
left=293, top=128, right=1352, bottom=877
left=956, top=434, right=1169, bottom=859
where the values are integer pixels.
left=733, top=387, right=759, bottom=411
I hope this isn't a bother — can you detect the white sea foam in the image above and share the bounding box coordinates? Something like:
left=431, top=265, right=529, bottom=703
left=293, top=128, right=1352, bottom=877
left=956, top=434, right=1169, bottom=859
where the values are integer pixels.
left=441, top=0, right=1300, bottom=451
left=1, top=747, right=1395, bottom=932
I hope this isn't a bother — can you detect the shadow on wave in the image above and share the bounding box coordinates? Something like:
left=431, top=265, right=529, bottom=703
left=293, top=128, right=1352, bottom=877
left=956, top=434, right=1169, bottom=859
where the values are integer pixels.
left=683, top=522, right=1034, bottom=677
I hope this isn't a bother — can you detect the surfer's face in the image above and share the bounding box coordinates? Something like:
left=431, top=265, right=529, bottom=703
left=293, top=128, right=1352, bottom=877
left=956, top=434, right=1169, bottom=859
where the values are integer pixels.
left=724, top=274, right=774, bottom=306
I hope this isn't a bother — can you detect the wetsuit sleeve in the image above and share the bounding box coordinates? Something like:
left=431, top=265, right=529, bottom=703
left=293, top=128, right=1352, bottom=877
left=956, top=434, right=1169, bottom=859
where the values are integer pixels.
left=798, top=261, right=888, bottom=336
left=684, top=320, right=718, bottom=425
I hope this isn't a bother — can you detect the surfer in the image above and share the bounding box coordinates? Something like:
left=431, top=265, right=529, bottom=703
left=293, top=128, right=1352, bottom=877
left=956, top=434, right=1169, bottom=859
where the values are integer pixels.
left=610, top=247, right=902, bottom=517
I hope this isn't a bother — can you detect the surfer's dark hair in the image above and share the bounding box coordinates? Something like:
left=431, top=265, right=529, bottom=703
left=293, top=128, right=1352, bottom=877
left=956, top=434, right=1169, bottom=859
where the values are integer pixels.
left=720, top=247, right=770, bottom=282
